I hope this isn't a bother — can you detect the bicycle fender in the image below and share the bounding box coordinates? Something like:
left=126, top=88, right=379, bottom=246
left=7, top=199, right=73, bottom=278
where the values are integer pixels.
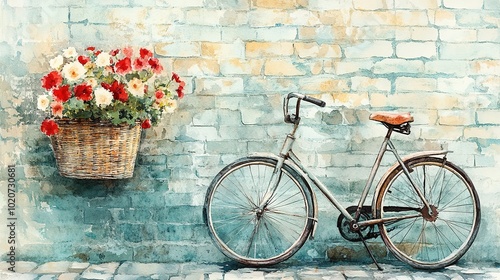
left=249, top=152, right=319, bottom=239
left=370, top=150, right=449, bottom=217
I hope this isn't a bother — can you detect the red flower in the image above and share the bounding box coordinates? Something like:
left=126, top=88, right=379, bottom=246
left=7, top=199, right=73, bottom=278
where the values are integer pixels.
left=52, top=85, right=72, bottom=102
left=176, top=81, right=185, bottom=99
left=86, top=46, right=96, bottom=52
left=40, top=119, right=59, bottom=136
left=148, top=57, right=163, bottom=74
left=115, top=57, right=132, bottom=74
left=133, top=58, right=148, bottom=71
left=155, top=90, right=164, bottom=99
left=41, top=71, right=63, bottom=90
left=102, top=80, right=128, bottom=102
left=140, top=48, right=153, bottom=59
left=78, top=55, right=91, bottom=65
left=172, top=72, right=181, bottom=83
left=110, top=49, right=120, bottom=56
left=74, top=83, right=93, bottom=101
left=141, top=119, right=151, bottom=129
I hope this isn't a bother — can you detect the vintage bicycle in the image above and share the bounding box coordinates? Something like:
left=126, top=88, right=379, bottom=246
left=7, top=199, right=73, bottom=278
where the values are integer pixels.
left=203, top=93, right=480, bottom=270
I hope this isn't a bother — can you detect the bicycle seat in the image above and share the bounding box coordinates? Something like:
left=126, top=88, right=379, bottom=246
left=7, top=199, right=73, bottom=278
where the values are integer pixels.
left=369, top=112, right=414, bottom=126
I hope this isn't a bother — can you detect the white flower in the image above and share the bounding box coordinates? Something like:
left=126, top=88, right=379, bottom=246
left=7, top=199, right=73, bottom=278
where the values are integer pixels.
left=94, top=87, right=113, bottom=107
left=127, top=78, right=145, bottom=98
left=49, top=55, right=64, bottom=69
left=86, top=78, right=98, bottom=88
left=95, top=52, right=112, bottom=67
left=164, top=99, right=178, bottom=113
left=63, top=47, right=78, bottom=58
left=37, top=95, right=50, bottom=110
left=62, top=61, right=86, bottom=82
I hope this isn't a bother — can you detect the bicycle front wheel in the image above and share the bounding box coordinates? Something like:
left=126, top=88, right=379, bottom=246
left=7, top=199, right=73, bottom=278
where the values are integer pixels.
left=376, top=157, right=480, bottom=269
left=203, top=157, right=314, bottom=266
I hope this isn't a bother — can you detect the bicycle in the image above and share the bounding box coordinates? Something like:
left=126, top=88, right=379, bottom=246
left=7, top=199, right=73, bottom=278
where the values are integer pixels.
left=203, top=92, right=481, bottom=270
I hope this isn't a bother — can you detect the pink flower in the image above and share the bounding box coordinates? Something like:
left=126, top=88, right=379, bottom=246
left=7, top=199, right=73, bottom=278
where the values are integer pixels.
left=51, top=101, right=64, bottom=118
left=148, top=57, right=163, bottom=74
left=133, top=58, right=148, bottom=71
left=40, top=119, right=59, bottom=136
left=122, top=47, right=134, bottom=58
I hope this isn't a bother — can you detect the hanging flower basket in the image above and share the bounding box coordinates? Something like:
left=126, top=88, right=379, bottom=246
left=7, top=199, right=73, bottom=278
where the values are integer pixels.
left=50, top=119, right=141, bottom=179
left=37, top=46, right=185, bottom=179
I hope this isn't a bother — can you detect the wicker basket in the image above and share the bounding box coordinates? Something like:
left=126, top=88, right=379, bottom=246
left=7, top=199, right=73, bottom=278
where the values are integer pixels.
left=50, top=119, right=142, bottom=179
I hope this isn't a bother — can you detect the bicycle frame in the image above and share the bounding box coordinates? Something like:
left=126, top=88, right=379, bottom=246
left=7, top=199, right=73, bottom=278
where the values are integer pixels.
left=258, top=111, right=449, bottom=231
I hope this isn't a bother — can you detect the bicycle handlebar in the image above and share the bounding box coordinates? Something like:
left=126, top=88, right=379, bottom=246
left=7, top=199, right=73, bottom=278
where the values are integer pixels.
left=284, top=92, right=326, bottom=124
left=288, top=92, right=326, bottom=107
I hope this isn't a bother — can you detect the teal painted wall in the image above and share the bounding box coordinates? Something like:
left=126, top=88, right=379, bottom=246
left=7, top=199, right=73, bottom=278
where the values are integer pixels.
left=1, top=0, right=499, bottom=264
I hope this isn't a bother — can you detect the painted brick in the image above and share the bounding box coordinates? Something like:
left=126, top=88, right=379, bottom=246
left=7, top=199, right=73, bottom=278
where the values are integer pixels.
left=205, top=0, right=250, bottom=10
left=406, top=27, right=439, bottom=41
left=396, top=42, right=436, bottom=58
left=153, top=25, right=222, bottom=42
left=246, top=42, right=294, bottom=57
left=477, top=110, right=500, bottom=125
left=394, top=0, right=439, bottom=9
left=186, top=9, right=247, bottom=26
left=395, top=10, right=429, bottom=26
left=433, top=9, right=456, bottom=26
left=353, top=0, right=394, bottom=11
left=194, top=77, right=244, bottom=95
left=299, top=76, right=350, bottom=92
left=373, top=59, right=424, bottom=74
left=351, top=11, right=396, bottom=26
left=155, top=42, right=201, bottom=57
left=443, top=0, right=484, bottom=9
left=438, top=110, right=475, bottom=126
left=425, top=60, right=469, bottom=76
left=294, top=42, right=342, bottom=58
left=344, top=41, right=393, bottom=58
left=395, top=77, right=437, bottom=92
left=331, top=61, right=374, bottom=75
left=464, top=126, right=500, bottom=139
left=252, top=0, right=299, bottom=9
left=201, top=41, right=245, bottom=59
left=351, top=77, right=391, bottom=92
left=437, top=77, right=475, bottom=93
left=309, top=0, right=353, bottom=10
left=440, top=29, right=477, bottom=42
left=222, top=26, right=258, bottom=41
left=441, top=43, right=500, bottom=60
left=289, top=9, right=322, bottom=26
left=264, top=58, right=307, bottom=76
left=156, top=0, right=204, bottom=7
left=478, top=28, right=500, bottom=42
left=248, top=9, right=290, bottom=27
left=220, top=58, right=264, bottom=75
left=256, top=26, right=298, bottom=41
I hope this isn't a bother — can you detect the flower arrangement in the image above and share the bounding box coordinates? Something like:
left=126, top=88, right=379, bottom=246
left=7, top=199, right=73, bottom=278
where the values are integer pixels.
left=38, top=46, right=185, bottom=136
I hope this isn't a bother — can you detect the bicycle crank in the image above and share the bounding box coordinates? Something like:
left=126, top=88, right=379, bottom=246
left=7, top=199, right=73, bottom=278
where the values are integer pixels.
left=337, top=206, right=379, bottom=242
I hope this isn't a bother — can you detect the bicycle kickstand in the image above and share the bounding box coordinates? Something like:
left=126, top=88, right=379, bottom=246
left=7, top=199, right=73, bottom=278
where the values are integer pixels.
left=357, top=232, right=383, bottom=271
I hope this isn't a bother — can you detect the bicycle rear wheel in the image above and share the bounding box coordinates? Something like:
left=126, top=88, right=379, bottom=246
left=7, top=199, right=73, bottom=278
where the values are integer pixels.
left=375, top=157, right=480, bottom=269
left=203, top=156, right=314, bottom=266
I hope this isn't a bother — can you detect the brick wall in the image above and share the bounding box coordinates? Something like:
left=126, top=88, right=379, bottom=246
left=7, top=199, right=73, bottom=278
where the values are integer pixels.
left=0, top=0, right=499, bottom=264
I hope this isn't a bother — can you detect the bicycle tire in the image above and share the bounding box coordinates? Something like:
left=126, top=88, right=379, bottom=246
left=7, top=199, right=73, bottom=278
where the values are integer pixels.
left=203, top=156, right=314, bottom=266
left=375, top=157, right=480, bottom=269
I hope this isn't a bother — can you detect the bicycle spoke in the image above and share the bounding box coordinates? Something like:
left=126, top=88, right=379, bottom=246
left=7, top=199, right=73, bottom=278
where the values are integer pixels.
left=378, top=158, right=480, bottom=269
